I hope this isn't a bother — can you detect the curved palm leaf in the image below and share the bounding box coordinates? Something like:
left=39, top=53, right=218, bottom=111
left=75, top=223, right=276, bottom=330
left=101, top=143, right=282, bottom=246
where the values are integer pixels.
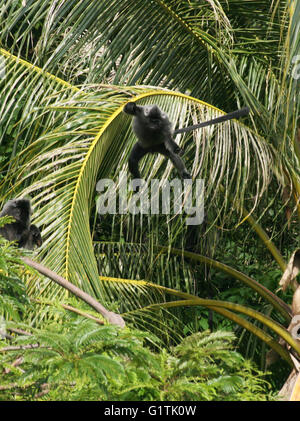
left=98, top=274, right=297, bottom=364
left=149, top=300, right=296, bottom=366
left=0, top=48, right=79, bottom=169
left=98, top=274, right=298, bottom=364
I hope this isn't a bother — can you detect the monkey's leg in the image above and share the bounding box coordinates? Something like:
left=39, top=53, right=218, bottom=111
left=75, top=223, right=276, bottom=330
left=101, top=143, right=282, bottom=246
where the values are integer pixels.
left=158, top=144, right=191, bottom=179
left=169, top=152, right=191, bottom=179
left=128, top=142, right=148, bottom=179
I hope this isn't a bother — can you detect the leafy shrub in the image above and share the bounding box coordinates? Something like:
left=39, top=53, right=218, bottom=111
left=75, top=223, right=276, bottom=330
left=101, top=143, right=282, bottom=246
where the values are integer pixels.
left=0, top=217, right=30, bottom=321
left=0, top=318, right=274, bottom=401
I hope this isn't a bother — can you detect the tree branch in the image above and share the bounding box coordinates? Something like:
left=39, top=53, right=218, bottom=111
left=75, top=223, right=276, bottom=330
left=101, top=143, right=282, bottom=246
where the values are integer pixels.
left=21, top=257, right=125, bottom=328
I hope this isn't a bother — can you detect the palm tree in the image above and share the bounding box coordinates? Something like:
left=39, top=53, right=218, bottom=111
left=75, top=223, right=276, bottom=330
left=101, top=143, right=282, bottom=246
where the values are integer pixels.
left=0, top=0, right=299, bottom=398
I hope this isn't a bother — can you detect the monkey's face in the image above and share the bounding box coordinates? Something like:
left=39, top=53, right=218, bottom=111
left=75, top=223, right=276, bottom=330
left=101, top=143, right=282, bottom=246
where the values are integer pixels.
left=30, top=225, right=43, bottom=247
left=33, top=232, right=43, bottom=247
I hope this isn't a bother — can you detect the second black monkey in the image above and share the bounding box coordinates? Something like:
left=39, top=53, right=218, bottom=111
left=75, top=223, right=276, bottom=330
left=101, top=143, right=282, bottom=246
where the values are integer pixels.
left=0, top=198, right=42, bottom=250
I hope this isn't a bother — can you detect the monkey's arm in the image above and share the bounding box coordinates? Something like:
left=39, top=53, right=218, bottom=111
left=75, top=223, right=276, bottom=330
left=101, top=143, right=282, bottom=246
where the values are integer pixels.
left=158, top=143, right=191, bottom=179
left=165, top=136, right=183, bottom=155
left=166, top=150, right=191, bottom=179
left=124, top=102, right=143, bottom=116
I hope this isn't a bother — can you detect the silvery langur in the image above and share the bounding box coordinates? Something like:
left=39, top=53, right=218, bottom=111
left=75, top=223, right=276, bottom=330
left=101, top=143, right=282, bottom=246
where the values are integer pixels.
left=124, top=102, right=249, bottom=182
left=0, top=198, right=42, bottom=250
left=124, top=102, right=192, bottom=181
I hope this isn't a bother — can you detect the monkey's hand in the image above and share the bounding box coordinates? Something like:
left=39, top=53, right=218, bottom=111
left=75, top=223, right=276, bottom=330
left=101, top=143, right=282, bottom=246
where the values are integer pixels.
left=124, top=102, right=138, bottom=116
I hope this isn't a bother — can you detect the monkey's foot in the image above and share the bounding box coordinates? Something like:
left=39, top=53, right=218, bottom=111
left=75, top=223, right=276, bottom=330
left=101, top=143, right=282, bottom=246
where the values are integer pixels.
left=174, top=146, right=183, bottom=156
left=182, top=172, right=192, bottom=179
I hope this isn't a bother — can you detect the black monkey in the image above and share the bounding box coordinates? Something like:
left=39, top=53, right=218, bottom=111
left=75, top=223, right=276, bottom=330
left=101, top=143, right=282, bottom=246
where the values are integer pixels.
left=0, top=199, right=31, bottom=246
left=124, top=102, right=249, bottom=181
left=124, top=102, right=192, bottom=181
left=0, top=198, right=42, bottom=250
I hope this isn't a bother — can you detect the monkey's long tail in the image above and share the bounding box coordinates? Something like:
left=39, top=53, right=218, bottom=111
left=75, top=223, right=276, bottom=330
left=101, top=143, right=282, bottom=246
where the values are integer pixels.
left=174, top=107, right=250, bottom=135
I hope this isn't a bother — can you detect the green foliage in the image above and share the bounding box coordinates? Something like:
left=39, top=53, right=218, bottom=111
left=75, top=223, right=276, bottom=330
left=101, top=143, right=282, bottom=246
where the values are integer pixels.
left=137, top=330, right=274, bottom=401
left=0, top=319, right=274, bottom=401
left=0, top=217, right=30, bottom=320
